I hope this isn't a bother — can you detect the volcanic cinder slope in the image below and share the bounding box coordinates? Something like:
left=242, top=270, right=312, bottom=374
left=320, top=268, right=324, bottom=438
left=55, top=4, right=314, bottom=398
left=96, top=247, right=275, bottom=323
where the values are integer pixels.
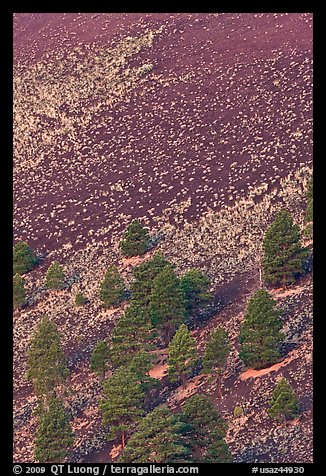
left=13, top=13, right=313, bottom=463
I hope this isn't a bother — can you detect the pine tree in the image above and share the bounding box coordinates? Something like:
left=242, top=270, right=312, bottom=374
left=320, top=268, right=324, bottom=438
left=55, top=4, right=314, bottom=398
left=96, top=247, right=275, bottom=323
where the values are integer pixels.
left=179, top=394, right=231, bottom=463
left=239, top=289, right=283, bottom=369
left=120, top=219, right=150, bottom=257
left=205, top=440, right=233, bottom=463
left=130, top=252, right=171, bottom=311
left=45, top=261, right=65, bottom=290
left=268, top=378, right=300, bottom=422
left=99, top=264, right=125, bottom=308
left=118, top=406, right=188, bottom=463
left=26, top=317, right=69, bottom=398
left=110, top=304, right=154, bottom=368
left=149, top=267, right=186, bottom=345
left=34, top=395, right=74, bottom=463
left=262, top=209, right=308, bottom=288
left=90, top=341, right=110, bottom=380
left=13, top=241, right=38, bottom=275
left=305, top=176, right=313, bottom=223
left=126, top=351, right=158, bottom=393
left=202, top=327, right=230, bottom=399
left=167, top=324, right=199, bottom=385
left=13, top=273, right=26, bottom=309
left=180, top=269, right=212, bottom=327
left=100, top=367, right=145, bottom=448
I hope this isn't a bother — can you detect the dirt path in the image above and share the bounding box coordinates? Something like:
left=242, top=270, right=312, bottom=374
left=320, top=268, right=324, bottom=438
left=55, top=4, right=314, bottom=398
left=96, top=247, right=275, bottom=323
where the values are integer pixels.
left=240, top=355, right=295, bottom=381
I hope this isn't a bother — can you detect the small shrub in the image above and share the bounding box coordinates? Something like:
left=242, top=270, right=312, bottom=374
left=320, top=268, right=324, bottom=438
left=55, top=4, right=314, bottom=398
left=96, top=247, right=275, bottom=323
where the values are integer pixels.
left=137, top=63, right=153, bottom=76
left=233, top=406, right=244, bottom=419
left=75, top=293, right=87, bottom=306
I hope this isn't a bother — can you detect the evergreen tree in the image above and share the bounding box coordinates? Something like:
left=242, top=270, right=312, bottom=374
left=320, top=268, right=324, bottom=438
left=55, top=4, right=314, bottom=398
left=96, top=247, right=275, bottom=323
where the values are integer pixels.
left=99, top=264, right=125, bottom=308
left=202, top=327, right=230, bottom=399
left=100, top=367, right=145, bottom=448
left=110, top=304, right=154, bottom=368
left=239, top=290, right=283, bottom=369
left=13, top=273, right=26, bottom=309
left=120, top=219, right=150, bottom=257
left=204, top=440, right=233, bottom=463
left=34, top=395, right=74, bottom=463
left=45, top=261, right=65, bottom=290
left=90, top=341, right=110, bottom=380
left=305, top=176, right=313, bottom=223
left=126, top=351, right=158, bottom=393
left=268, top=378, right=300, bottom=422
left=118, top=406, right=188, bottom=463
left=262, top=209, right=308, bottom=288
left=13, top=241, right=38, bottom=275
left=26, top=317, right=69, bottom=398
left=180, top=269, right=212, bottom=327
left=130, top=252, right=171, bottom=311
left=149, top=267, right=186, bottom=345
left=179, top=394, right=231, bottom=463
left=167, top=324, right=199, bottom=385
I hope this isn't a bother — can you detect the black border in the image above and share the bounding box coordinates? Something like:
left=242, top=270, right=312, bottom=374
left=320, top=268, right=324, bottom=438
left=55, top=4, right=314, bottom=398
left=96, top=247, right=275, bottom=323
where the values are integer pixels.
left=5, top=3, right=322, bottom=473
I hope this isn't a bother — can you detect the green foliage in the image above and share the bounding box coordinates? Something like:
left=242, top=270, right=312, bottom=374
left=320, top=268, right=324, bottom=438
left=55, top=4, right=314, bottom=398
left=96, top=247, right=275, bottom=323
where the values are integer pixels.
left=179, top=394, right=231, bottom=463
left=120, top=219, right=150, bottom=257
left=126, top=351, right=159, bottom=392
left=305, top=176, right=313, bottom=223
left=239, top=289, right=283, bottom=369
left=130, top=252, right=171, bottom=311
left=75, top=292, right=87, bottom=306
left=268, top=378, right=300, bottom=421
left=13, top=241, right=38, bottom=275
left=149, top=267, right=186, bottom=344
left=45, top=261, right=65, bottom=290
left=180, top=269, right=212, bottom=320
left=204, top=440, right=233, bottom=463
left=118, top=406, right=188, bottom=463
left=26, top=317, right=69, bottom=398
left=99, top=264, right=125, bottom=308
left=167, top=324, right=199, bottom=385
left=13, top=273, right=26, bottom=309
left=202, top=327, right=230, bottom=374
left=110, top=303, right=154, bottom=368
left=100, top=367, right=145, bottom=447
left=34, top=396, right=74, bottom=462
left=91, top=341, right=110, bottom=379
left=262, top=209, right=308, bottom=287
left=233, top=406, right=244, bottom=419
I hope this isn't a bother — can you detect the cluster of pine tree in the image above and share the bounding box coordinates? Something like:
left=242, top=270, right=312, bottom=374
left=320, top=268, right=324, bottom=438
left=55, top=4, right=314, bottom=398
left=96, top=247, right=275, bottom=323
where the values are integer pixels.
left=26, top=317, right=73, bottom=462
left=21, top=205, right=309, bottom=462
left=119, top=395, right=231, bottom=463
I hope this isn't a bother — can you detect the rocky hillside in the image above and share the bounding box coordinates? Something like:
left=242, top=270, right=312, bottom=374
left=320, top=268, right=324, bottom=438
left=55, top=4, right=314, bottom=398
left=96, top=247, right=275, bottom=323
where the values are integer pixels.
left=13, top=13, right=313, bottom=463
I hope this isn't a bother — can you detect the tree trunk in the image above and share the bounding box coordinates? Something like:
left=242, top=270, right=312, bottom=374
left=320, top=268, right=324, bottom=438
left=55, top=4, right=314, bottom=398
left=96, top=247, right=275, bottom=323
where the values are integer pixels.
left=282, top=275, right=286, bottom=291
left=121, top=431, right=125, bottom=449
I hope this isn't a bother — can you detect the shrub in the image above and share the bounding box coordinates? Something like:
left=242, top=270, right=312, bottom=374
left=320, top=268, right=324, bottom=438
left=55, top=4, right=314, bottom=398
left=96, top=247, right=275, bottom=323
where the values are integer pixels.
left=233, top=406, right=244, bottom=419
left=75, top=293, right=87, bottom=306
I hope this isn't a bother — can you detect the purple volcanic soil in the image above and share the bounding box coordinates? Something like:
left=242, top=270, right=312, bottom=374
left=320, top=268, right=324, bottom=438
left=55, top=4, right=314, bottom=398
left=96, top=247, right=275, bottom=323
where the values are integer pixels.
left=14, top=13, right=312, bottom=255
